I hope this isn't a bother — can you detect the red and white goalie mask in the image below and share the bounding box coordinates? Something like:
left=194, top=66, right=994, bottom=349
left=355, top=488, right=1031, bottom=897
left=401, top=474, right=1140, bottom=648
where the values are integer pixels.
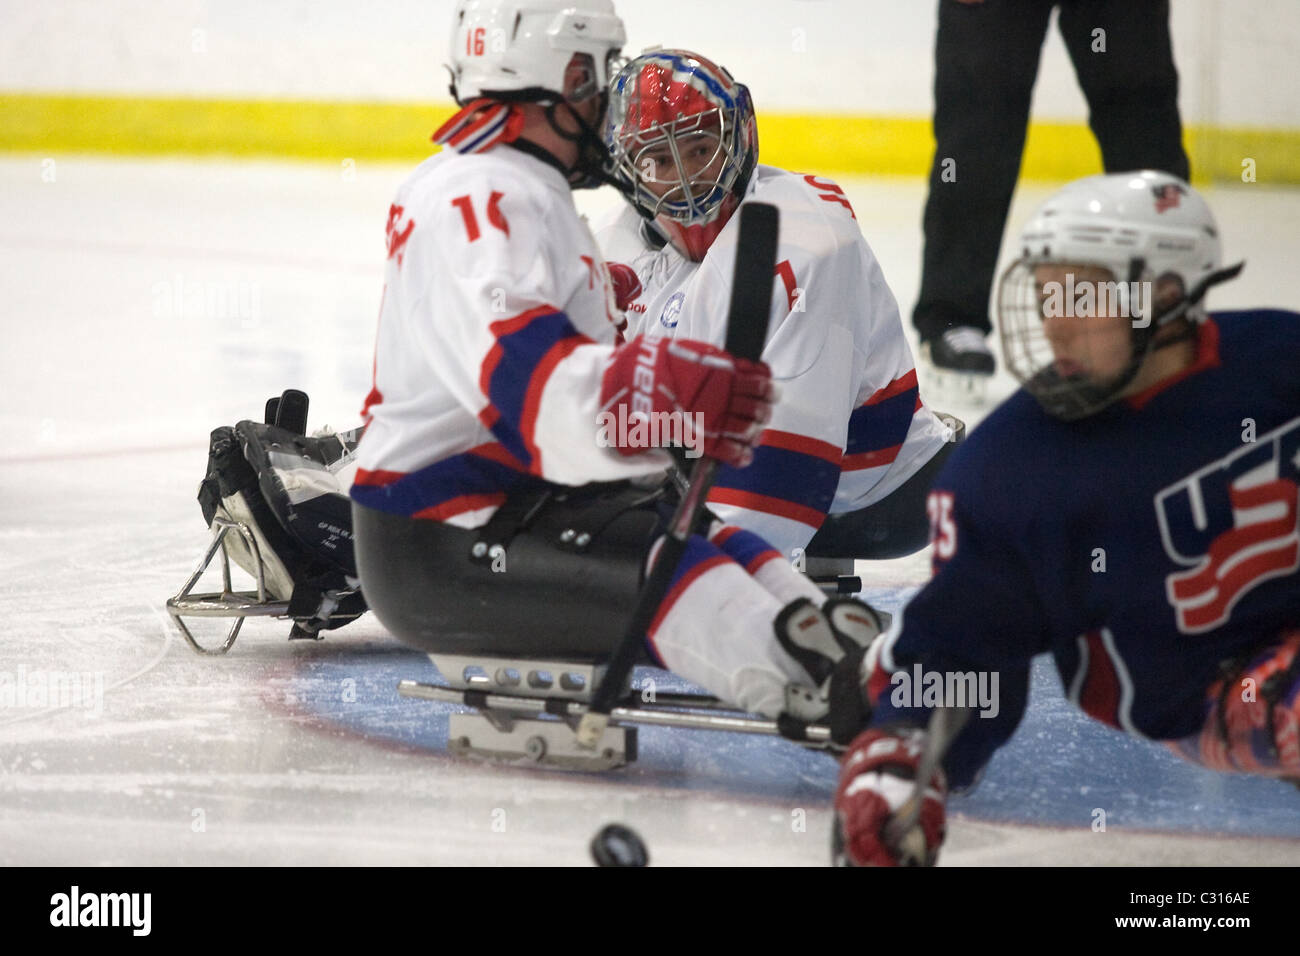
left=606, top=49, right=758, bottom=262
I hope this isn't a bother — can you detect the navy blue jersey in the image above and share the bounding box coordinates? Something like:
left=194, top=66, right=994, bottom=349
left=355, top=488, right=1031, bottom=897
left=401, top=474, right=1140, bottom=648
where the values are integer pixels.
left=868, top=310, right=1300, bottom=788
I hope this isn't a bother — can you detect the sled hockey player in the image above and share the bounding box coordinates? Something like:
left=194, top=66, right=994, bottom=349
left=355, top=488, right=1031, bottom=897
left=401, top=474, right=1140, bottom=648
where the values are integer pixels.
left=832, top=170, right=1300, bottom=866
left=597, top=49, right=956, bottom=562
left=348, top=0, right=884, bottom=724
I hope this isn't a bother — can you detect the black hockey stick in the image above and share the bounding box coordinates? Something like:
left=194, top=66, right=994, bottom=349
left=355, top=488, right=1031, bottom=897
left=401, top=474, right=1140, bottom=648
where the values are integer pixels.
left=577, top=202, right=780, bottom=749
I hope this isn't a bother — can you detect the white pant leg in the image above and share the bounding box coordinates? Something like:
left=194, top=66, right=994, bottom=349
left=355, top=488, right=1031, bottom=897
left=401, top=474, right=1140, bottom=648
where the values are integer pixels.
left=645, top=542, right=812, bottom=717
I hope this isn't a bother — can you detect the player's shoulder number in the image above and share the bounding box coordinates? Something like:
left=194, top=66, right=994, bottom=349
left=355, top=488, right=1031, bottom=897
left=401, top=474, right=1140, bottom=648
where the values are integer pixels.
left=450, top=191, right=510, bottom=243
left=926, top=490, right=956, bottom=561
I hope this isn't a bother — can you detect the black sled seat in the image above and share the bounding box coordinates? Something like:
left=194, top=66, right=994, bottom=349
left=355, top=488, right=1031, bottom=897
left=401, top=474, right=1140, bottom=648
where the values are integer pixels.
left=355, top=486, right=679, bottom=770
left=352, top=484, right=661, bottom=663
left=356, top=487, right=850, bottom=772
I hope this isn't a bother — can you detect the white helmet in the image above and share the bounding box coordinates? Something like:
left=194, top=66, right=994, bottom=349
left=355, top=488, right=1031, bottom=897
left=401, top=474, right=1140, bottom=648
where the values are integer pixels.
left=997, top=170, right=1243, bottom=420
left=449, top=0, right=627, bottom=103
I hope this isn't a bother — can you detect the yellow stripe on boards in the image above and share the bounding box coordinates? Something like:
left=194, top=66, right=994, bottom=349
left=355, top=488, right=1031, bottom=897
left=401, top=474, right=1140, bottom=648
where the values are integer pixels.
left=1, top=92, right=1297, bottom=184
left=755, top=113, right=935, bottom=178
left=0, top=93, right=444, bottom=162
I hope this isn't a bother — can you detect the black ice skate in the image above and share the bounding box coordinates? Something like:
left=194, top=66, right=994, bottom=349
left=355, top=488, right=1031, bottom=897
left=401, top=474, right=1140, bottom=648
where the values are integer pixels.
left=921, top=325, right=995, bottom=403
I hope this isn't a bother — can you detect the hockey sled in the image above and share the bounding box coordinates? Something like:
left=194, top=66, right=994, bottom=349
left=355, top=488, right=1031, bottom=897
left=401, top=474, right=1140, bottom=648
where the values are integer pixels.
left=167, top=507, right=363, bottom=655
left=167, top=390, right=368, bottom=654
left=167, top=511, right=292, bottom=655
left=397, top=651, right=837, bottom=772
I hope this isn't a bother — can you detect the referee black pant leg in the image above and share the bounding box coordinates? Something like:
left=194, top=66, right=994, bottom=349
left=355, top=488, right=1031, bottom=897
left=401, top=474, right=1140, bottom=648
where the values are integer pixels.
left=914, top=0, right=1056, bottom=343
left=1057, top=0, right=1190, bottom=179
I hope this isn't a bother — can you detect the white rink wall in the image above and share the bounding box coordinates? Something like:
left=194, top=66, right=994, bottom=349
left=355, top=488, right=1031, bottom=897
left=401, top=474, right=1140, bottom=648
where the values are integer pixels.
left=1, top=0, right=1297, bottom=127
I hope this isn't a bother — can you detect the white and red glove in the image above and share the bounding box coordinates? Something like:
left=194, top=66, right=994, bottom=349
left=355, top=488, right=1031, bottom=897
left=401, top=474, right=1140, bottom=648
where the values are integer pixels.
left=604, top=262, right=642, bottom=343
left=600, top=334, right=775, bottom=468
left=832, top=727, right=947, bottom=867
left=605, top=262, right=643, bottom=312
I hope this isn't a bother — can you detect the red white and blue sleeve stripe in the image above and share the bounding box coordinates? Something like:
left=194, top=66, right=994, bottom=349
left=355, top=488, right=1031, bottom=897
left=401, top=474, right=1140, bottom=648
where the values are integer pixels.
left=351, top=442, right=543, bottom=522
left=477, top=305, right=595, bottom=475
left=709, top=429, right=843, bottom=532
left=842, top=370, right=922, bottom=473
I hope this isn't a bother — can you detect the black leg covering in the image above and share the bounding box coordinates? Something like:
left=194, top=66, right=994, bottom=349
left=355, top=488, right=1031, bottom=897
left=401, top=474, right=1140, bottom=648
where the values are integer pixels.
left=913, top=0, right=1056, bottom=341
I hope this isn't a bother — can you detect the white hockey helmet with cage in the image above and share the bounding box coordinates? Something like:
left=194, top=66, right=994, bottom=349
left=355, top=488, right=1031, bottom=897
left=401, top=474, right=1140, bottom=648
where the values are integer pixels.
left=448, top=0, right=627, bottom=104
left=997, top=170, right=1243, bottom=420
left=605, top=49, right=758, bottom=261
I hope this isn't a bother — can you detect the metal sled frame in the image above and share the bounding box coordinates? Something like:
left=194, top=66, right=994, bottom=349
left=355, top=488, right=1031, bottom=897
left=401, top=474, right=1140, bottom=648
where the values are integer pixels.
left=166, top=515, right=291, bottom=655
left=399, top=652, right=835, bottom=772
left=168, top=513, right=364, bottom=655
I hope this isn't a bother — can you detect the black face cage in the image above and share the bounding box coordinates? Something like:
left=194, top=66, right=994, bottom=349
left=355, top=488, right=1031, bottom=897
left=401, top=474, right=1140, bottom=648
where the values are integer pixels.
left=996, top=258, right=1146, bottom=422
left=998, top=254, right=1245, bottom=422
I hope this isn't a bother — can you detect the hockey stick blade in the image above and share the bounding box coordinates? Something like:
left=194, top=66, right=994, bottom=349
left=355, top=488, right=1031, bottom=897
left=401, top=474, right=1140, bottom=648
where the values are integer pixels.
left=577, top=202, right=781, bottom=748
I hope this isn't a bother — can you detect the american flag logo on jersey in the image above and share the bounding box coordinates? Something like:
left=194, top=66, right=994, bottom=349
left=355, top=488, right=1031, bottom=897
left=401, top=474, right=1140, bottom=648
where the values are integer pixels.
left=1155, top=416, right=1300, bottom=634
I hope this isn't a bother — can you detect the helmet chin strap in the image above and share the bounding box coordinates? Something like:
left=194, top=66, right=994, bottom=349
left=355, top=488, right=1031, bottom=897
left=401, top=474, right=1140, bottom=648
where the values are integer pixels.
left=542, top=97, right=628, bottom=192
left=1135, top=259, right=1247, bottom=359
left=446, top=65, right=462, bottom=106
left=1154, top=260, right=1246, bottom=331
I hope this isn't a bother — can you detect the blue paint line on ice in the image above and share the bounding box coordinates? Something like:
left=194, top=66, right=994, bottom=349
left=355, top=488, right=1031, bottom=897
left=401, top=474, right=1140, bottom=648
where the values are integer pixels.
left=281, top=591, right=1300, bottom=837
left=950, top=656, right=1300, bottom=838
left=280, top=645, right=838, bottom=804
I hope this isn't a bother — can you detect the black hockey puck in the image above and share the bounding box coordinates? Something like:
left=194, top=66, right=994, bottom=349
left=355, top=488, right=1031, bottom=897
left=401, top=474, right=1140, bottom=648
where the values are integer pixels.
left=590, top=823, right=649, bottom=867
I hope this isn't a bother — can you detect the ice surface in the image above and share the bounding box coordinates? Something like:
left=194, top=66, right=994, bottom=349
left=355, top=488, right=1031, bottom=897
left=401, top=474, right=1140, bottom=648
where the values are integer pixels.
left=2, top=157, right=1297, bottom=865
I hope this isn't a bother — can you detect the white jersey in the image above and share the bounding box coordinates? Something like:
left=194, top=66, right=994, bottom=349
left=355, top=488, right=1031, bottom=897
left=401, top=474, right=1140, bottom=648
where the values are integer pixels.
left=350, top=140, right=849, bottom=721
left=352, top=144, right=668, bottom=527
left=596, top=165, right=950, bottom=556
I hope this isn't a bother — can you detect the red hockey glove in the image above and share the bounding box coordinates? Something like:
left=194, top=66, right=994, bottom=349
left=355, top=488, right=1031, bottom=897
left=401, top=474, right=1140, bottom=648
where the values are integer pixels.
left=601, top=335, right=775, bottom=468
left=832, top=727, right=947, bottom=867
left=606, top=262, right=643, bottom=312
